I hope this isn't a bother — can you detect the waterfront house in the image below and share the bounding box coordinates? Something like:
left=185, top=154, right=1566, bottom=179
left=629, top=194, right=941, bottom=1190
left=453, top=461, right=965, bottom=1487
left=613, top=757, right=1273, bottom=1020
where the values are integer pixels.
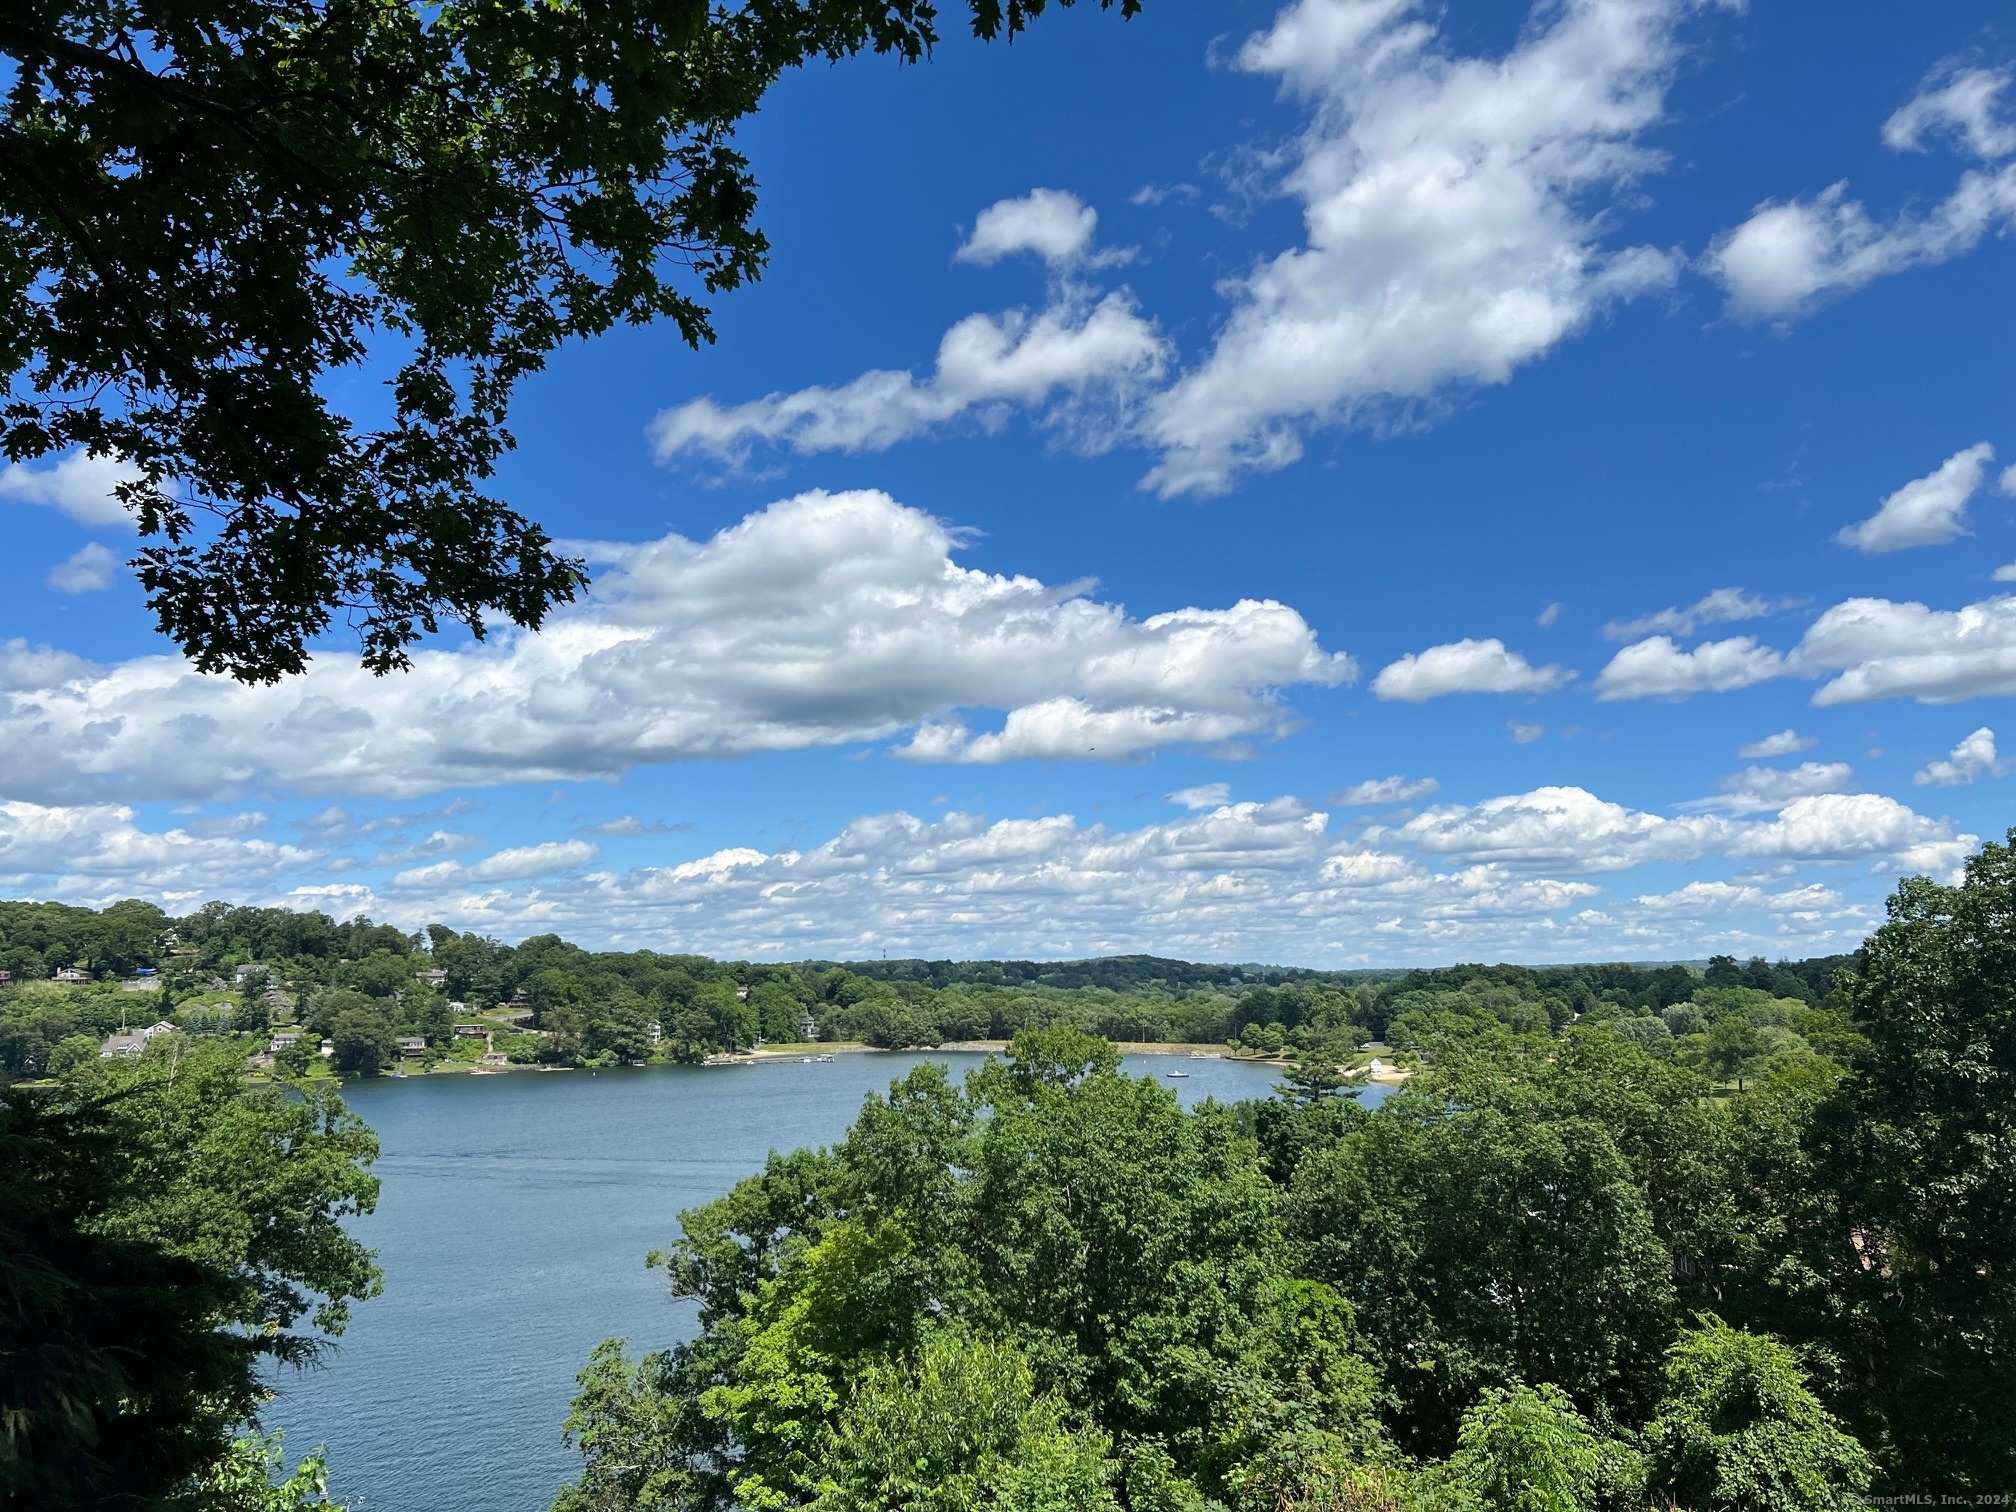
left=395, top=1036, right=427, bottom=1060
left=270, top=1032, right=303, bottom=1052
left=100, top=1032, right=147, bottom=1058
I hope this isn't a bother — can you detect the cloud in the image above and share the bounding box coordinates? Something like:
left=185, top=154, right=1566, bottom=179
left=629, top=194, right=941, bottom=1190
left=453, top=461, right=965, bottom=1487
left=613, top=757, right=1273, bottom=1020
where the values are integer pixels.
left=1396, top=786, right=1731, bottom=872
left=588, top=815, right=694, bottom=836
left=1731, top=793, right=1974, bottom=881
left=392, top=839, right=599, bottom=890
left=0, top=783, right=1953, bottom=963
left=1679, top=762, right=1854, bottom=815
left=1797, top=594, right=2016, bottom=705
left=649, top=297, right=1166, bottom=464
left=1509, top=722, right=1546, bottom=744
left=1536, top=602, right=1562, bottom=628
left=1372, top=639, right=1570, bottom=701
left=1140, top=0, right=1690, bottom=496
left=0, top=451, right=139, bottom=528
left=1708, top=68, right=2016, bottom=321
left=1167, top=783, right=1232, bottom=810
left=1593, top=635, right=1788, bottom=700
left=1835, top=443, right=1993, bottom=553
left=1331, top=775, right=1440, bottom=806
left=1391, top=784, right=1972, bottom=880
left=46, top=543, right=119, bottom=595
left=956, top=189, right=1102, bottom=266
left=1602, top=587, right=1790, bottom=642
left=1739, top=729, right=1816, bottom=759
left=0, top=800, right=317, bottom=903
left=1884, top=66, right=2016, bottom=158
left=0, top=489, right=1355, bottom=803
left=1914, top=726, right=2004, bottom=786
left=650, top=194, right=1164, bottom=466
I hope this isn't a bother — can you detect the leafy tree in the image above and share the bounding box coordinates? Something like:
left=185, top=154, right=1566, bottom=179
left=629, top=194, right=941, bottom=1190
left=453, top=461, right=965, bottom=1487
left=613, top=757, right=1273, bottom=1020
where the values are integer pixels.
left=197, top=1433, right=346, bottom=1511
left=44, top=1030, right=99, bottom=1076
left=1644, top=1320, right=1870, bottom=1512
left=1444, top=1383, right=1607, bottom=1512
left=329, top=1006, right=395, bottom=1077
left=1793, top=835, right=2016, bottom=1490
left=1, top=0, right=1145, bottom=680
left=4, top=1043, right=378, bottom=1507
left=0, top=1088, right=252, bottom=1509
left=815, top=1332, right=1119, bottom=1512
left=1285, top=1100, right=1676, bottom=1454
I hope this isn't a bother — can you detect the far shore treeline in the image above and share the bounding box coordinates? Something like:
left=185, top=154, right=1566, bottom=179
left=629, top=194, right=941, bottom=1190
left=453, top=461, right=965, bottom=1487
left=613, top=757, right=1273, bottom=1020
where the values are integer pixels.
left=0, top=896, right=1857, bottom=1079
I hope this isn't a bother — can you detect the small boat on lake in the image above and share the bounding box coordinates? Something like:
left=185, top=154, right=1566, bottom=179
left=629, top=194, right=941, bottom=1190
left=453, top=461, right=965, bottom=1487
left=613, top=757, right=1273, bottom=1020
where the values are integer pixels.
left=1166, top=1070, right=1190, bottom=1078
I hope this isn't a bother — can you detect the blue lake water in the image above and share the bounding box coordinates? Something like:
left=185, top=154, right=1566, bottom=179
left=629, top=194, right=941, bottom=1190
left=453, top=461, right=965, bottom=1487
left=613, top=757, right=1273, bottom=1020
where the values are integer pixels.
left=266, top=1051, right=1386, bottom=1511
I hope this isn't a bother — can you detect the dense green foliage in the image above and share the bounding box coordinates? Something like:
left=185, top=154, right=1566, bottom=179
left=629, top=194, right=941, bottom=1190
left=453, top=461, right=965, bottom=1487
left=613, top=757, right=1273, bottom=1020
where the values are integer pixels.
left=546, top=837, right=2016, bottom=1510
left=1, top=0, right=1140, bottom=681
left=0, top=1039, right=378, bottom=1509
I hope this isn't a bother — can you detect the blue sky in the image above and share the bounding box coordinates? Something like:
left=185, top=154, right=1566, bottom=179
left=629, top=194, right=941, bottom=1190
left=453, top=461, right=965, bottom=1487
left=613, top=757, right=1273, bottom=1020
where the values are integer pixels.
left=6, top=0, right=2016, bottom=965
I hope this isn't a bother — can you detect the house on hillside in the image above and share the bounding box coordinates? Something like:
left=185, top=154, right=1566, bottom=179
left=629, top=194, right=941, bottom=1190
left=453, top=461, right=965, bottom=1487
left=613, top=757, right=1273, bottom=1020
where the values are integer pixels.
left=141, top=1022, right=177, bottom=1039
left=100, top=1032, right=147, bottom=1058
left=0, top=970, right=13, bottom=985
left=416, top=967, right=449, bottom=988
left=233, top=963, right=268, bottom=983
left=270, top=1032, right=303, bottom=1052
left=122, top=976, right=162, bottom=992
left=453, top=1024, right=488, bottom=1038
left=54, top=966, right=91, bottom=984
left=395, top=1036, right=427, bottom=1060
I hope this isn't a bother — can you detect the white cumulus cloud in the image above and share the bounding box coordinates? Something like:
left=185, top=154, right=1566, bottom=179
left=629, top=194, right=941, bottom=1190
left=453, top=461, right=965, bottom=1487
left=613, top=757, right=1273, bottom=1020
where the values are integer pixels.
left=0, top=450, right=140, bottom=528
left=1679, top=762, right=1854, bottom=815
left=1914, top=727, right=2004, bottom=786
left=0, top=800, right=317, bottom=903
left=956, top=188, right=1102, bottom=267
left=0, top=489, right=1355, bottom=803
left=1835, top=443, right=1993, bottom=553
left=1594, top=636, right=1789, bottom=700
left=393, top=839, right=600, bottom=890
left=1708, top=67, right=2016, bottom=321
left=1731, top=793, right=1974, bottom=881
left=1797, top=594, right=2016, bottom=705
left=46, top=543, right=119, bottom=595
left=1140, top=0, right=1690, bottom=496
left=1372, top=638, right=1570, bottom=701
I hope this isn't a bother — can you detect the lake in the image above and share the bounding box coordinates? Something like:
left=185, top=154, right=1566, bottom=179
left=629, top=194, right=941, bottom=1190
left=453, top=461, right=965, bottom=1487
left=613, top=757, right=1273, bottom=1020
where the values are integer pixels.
left=266, top=1051, right=1385, bottom=1511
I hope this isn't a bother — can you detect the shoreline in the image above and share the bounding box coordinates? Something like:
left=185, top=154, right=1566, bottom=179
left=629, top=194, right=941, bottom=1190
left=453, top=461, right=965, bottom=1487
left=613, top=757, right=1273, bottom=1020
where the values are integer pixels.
left=256, top=1040, right=1414, bottom=1086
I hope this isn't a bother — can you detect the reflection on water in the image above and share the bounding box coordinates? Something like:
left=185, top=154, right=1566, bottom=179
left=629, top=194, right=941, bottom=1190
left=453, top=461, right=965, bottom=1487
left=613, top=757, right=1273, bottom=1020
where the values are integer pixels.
left=267, top=1052, right=1380, bottom=1511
